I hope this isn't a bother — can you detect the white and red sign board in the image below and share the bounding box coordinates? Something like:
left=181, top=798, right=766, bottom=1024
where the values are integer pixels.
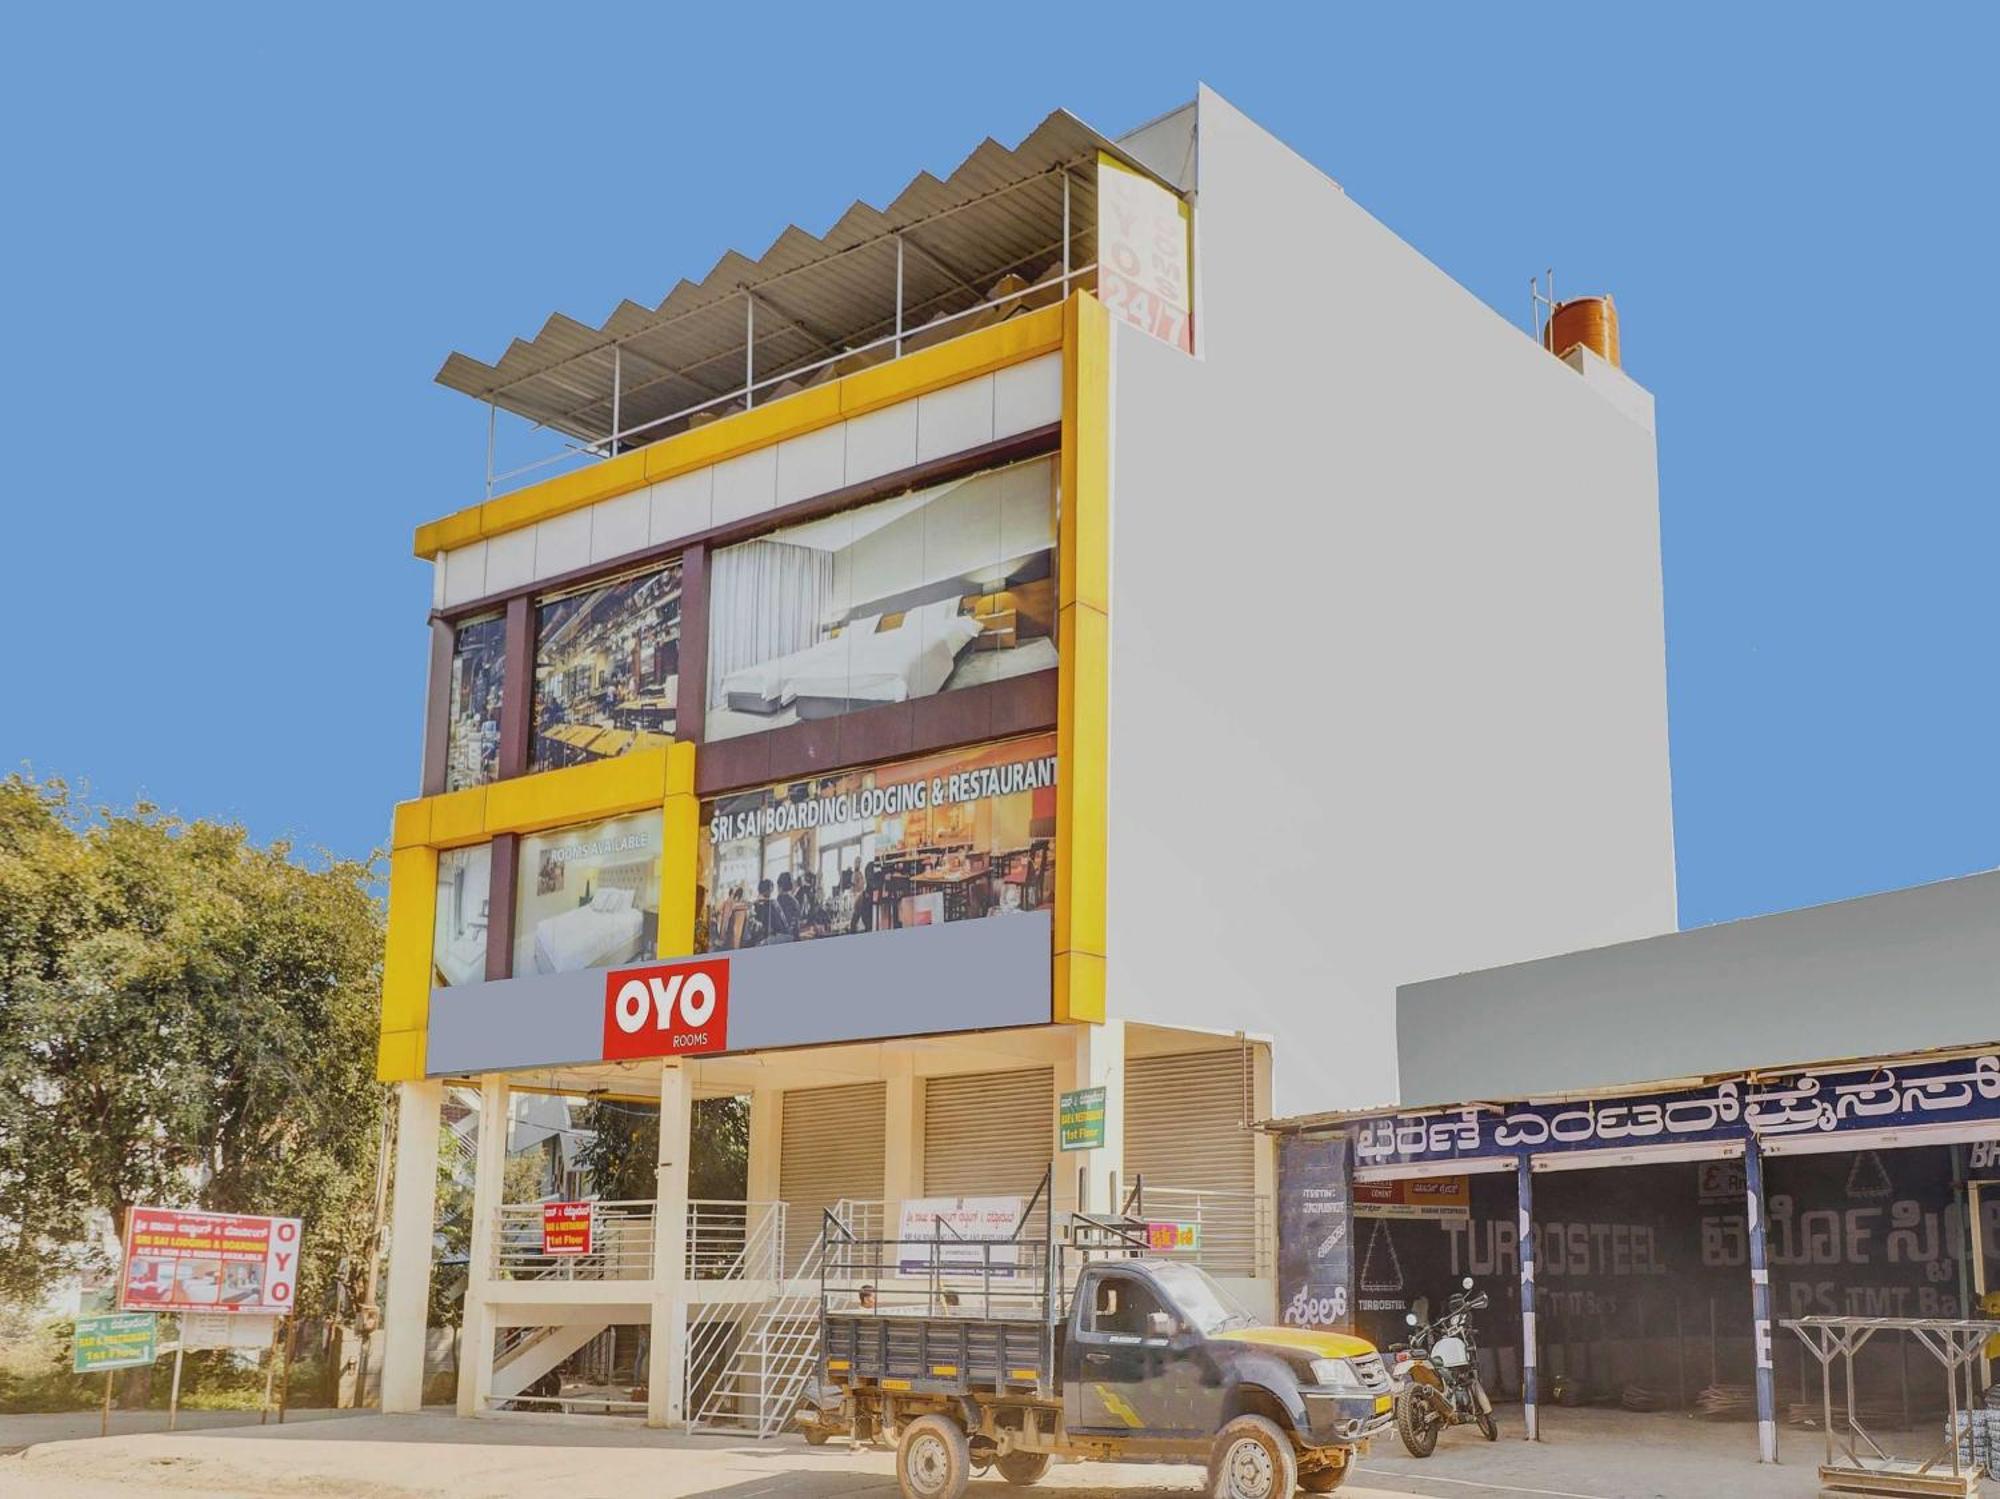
left=603, top=957, right=730, bottom=1062
left=542, top=1201, right=594, bottom=1257
left=120, top=1208, right=303, bottom=1314
left=1097, top=152, right=1192, bottom=353
left=182, top=1311, right=279, bottom=1351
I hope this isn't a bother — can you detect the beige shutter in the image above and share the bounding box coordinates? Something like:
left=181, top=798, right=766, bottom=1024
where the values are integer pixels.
left=1125, top=1049, right=1258, bottom=1274
left=922, top=1068, right=1055, bottom=1232
left=779, top=1082, right=886, bottom=1273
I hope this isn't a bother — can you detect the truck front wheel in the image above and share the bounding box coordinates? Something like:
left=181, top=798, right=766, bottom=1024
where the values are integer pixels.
left=897, top=1414, right=971, bottom=1499
left=1208, top=1414, right=1297, bottom=1499
left=995, top=1449, right=1051, bottom=1485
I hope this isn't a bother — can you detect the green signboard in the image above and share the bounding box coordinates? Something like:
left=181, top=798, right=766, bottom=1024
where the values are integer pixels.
left=1059, top=1086, right=1107, bottom=1151
left=73, top=1311, right=157, bottom=1374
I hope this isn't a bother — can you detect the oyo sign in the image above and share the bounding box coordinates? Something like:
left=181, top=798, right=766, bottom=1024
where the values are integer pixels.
left=602, top=957, right=731, bottom=1061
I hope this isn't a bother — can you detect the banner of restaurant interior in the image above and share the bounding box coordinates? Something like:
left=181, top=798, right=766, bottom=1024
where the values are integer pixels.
left=698, top=733, right=1057, bottom=953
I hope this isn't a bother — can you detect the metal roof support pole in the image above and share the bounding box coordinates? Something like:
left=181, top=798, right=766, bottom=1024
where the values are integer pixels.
left=609, top=344, right=622, bottom=457
left=1517, top=1153, right=1539, bottom=1442
left=743, top=293, right=755, bottom=410
left=485, top=400, right=496, bottom=499
left=1745, top=1135, right=1778, bottom=1463
left=894, top=235, right=904, bottom=357
left=1061, top=167, right=1071, bottom=290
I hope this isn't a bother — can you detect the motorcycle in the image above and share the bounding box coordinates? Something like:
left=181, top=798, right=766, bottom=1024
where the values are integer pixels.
left=1389, top=1276, right=1496, bottom=1456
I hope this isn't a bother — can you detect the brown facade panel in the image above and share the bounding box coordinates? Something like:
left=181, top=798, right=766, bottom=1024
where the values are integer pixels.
left=764, top=714, right=844, bottom=784
left=676, top=543, right=709, bottom=747
left=420, top=617, right=455, bottom=798
left=834, top=701, right=916, bottom=769
left=987, top=669, right=1060, bottom=739
left=484, top=832, right=520, bottom=983
left=908, top=684, right=992, bottom=751
left=695, top=733, right=773, bottom=796
left=497, top=595, right=533, bottom=781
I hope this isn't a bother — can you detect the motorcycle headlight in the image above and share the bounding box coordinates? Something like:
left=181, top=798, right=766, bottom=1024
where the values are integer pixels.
left=1308, top=1357, right=1367, bottom=1393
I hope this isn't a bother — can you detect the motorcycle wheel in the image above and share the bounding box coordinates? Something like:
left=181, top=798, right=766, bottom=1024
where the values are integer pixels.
left=1476, top=1407, right=1497, bottom=1441
left=1393, top=1388, right=1438, bottom=1458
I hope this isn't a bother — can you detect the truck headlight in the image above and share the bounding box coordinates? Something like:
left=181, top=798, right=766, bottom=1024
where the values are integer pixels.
left=1308, top=1357, right=1367, bottom=1393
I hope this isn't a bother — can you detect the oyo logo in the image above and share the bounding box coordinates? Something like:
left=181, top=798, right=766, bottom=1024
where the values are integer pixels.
left=602, top=958, right=731, bottom=1061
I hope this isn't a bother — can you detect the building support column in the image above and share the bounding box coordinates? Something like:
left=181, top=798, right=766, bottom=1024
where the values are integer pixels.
left=455, top=1073, right=508, bottom=1417
left=380, top=1080, right=443, bottom=1413
left=1517, top=1154, right=1539, bottom=1442
left=883, top=1051, right=923, bottom=1213
left=648, top=1060, right=692, bottom=1427
left=1055, top=1019, right=1124, bottom=1219
left=1745, top=1135, right=1779, bottom=1463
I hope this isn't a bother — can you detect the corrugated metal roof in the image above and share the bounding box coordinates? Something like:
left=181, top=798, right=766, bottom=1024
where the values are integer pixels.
left=435, top=108, right=1171, bottom=447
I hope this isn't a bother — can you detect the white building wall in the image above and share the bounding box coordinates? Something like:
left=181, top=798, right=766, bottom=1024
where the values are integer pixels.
left=1105, top=90, right=1677, bottom=1115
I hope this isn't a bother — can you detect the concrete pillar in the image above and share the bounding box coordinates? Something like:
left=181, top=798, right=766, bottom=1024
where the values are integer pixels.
left=1517, top=1154, right=1539, bottom=1442
left=1250, top=1041, right=1276, bottom=1279
left=647, top=1060, right=693, bottom=1427
left=455, top=1073, right=508, bottom=1417
left=380, top=1080, right=443, bottom=1413
left=1745, top=1137, right=1778, bottom=1463
left=1054, top=1018, right=1124, bottom=1220
left=883, top=1051, right=924, bottom=1212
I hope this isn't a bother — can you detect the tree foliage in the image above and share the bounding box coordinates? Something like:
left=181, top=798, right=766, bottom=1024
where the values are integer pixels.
left=576, top=1095, right=749, bottom=1203
left=0, top=774, right=385, bottom=1316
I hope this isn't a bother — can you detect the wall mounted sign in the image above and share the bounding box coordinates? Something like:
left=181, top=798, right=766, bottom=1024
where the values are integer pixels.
left=1146, top=1220, right=1201, bottom=1252
left=1059, top=1086, right=1108, bottom=1151
left=602, top=957, right=731, bottom=1061
left=1352, top=1054, right=2000, bottom=1172
left=1278, top=1134, right=1354, bottom=1332
left=1097, top=153, right=1192, bottom=352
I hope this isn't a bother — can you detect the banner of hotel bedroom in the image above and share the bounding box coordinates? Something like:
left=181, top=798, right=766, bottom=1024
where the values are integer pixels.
left=1097, top=152, right=1192, bottom=353
left=698, top=734, right=1057, bottom=955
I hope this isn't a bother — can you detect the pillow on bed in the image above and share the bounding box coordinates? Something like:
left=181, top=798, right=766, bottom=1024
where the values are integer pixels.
left=590, top=887, right=634, bottom=914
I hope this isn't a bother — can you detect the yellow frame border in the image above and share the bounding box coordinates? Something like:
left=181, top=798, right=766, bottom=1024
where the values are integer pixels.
left=377, top=743, right=699, bottom=1081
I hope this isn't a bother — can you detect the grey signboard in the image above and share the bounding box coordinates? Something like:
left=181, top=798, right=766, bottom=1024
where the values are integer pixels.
left=428, top=909, right=1053, bottom=1075
left=1278, top=1133, right=1354, bottom=1332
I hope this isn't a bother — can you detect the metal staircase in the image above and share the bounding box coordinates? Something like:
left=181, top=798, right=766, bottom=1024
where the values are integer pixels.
left=687, top=1199, right=878, bottom=1437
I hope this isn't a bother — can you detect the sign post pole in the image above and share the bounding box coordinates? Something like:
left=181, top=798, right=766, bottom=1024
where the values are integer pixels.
left=1744, top=1135, right=1779, bottom=1463
left=167, top=1340, right=184, bottom=1432
left=261, top=1318, right=281, bottom=1425
left=101, top=1369, right=113, bottom=1437
left=277, top=1317, right=299, bottom=1424
left=1517, top=1154, right=1539, bottom=1443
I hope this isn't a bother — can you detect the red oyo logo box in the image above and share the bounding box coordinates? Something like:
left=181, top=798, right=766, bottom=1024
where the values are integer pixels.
left=602, top=957, right=730, bottom=1061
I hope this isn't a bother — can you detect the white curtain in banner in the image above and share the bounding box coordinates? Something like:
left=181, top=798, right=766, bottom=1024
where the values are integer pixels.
left=706, top=540, right=836, bottom=709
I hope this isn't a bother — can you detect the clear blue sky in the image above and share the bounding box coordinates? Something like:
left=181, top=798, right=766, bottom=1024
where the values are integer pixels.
left=1, top=5, right=1993, bottom=929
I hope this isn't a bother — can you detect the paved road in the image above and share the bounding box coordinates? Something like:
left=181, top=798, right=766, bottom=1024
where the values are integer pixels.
left=0, top=1407, right=1828, bottom=1498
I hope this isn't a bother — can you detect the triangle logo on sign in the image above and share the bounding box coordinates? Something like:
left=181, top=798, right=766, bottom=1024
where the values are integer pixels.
left=1360, top=1219, right=1404, bottom=1293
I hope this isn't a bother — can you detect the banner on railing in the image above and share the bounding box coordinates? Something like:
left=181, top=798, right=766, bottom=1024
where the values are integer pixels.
left=542, top=1201, right=594, bottom=1257
left=1146, top=1220, right=1201, bottom=1252
left=896, top=1196, right=1023, bottom=1276
left=1098, top=152, right=1192, bottom=353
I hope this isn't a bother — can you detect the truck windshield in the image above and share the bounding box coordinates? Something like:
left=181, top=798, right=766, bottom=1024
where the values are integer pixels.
left=1150, top=1262, right=1257, bottom=1335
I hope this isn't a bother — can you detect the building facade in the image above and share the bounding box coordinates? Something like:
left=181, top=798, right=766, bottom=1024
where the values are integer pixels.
left=375, top=88, right=1678, bottom=1427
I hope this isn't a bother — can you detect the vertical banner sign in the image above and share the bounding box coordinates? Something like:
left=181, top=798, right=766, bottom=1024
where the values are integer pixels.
left=1097, top=153, right=1193, bottom=352
left=1278, top=1134, right=1355, bottom=1331
left=542, top=1201, right=595, bottom=1257
left=120, top=1209, right=303, bottom=1313
left=1059, top=1087, right=1108, bottom=1151
left=73, top=1312, right=157, bottom=1373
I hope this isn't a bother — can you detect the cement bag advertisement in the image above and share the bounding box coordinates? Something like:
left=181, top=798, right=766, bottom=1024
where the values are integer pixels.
left=1277, top=1134, right=1354, bottom=1331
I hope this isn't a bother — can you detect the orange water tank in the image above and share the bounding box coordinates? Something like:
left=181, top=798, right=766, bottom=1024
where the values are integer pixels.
left=1544, top=295, right=1620, bottom=367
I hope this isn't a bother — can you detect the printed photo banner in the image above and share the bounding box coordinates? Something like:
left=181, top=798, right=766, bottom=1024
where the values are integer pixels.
left=1353, top=1053, right=2000, bottom=1170
left=119, top=1208, right=303, bottom=1314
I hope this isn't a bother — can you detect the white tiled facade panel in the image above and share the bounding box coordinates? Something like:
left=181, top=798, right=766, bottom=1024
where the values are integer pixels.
left=434, top=354, right=1061, bottom=608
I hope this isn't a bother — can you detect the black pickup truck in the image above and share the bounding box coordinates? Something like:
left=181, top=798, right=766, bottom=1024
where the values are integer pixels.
left=818, top=1207, right=1393, bottom=1498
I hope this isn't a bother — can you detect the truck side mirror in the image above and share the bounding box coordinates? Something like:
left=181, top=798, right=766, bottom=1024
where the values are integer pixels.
left=1147, top=1311, right=1175, bottom=1340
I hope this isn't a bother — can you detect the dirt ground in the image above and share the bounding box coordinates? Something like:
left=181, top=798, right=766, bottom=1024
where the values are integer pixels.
left=0, top=1405, right=1843, bottom=1498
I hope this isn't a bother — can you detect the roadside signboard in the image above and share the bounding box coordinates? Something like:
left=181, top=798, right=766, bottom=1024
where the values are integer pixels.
left=542, top=1201, right=594, bottom=1257
left=182, top=1311, right=279, bottom=1352
left=73, top=1311, right=157, bottom=1374
left=1145, top=1220, right=1201, bottom=1253
left=120, top=1207, right=303, bottom=1314
left=1058, top=1087, right=1107, bottom=1151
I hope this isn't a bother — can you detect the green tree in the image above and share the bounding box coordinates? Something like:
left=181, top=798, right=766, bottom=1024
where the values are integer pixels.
left=575, top=1095, right=749, bottom=1202
left=0, top=774, right=385, bottom=1322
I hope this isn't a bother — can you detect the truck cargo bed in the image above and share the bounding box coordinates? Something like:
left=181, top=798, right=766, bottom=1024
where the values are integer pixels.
left=824, top=1312, right=1057, bottom=1397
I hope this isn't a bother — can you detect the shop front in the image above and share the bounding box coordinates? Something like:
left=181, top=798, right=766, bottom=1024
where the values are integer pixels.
left=1273, top=1049, right=2000, bottom=1465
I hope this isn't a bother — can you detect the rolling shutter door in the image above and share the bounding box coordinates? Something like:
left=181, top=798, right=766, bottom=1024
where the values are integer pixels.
left=923, top=1069, right=1055, bottom=1233
left=779, top=1082, right=886, bottom=1273
left=1125, top=1049, right=1258, bottom=1273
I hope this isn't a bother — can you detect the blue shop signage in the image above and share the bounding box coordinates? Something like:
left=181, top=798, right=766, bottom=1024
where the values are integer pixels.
left=1353, top=1053, right=2000, bottom=1170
